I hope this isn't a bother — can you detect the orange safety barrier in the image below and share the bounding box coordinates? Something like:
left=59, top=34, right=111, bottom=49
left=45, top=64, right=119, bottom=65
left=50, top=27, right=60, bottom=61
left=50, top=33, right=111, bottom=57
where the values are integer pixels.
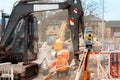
left=110, top=52, right=120, bottom=78
left=75, top=51, right=120, bottom=79
left=98, top=51, right=120, bottom=78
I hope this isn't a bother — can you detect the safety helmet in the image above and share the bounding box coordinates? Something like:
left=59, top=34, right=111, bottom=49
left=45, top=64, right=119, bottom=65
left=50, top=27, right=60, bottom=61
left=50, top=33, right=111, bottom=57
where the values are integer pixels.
left=57, top=51, right=62, bottom=56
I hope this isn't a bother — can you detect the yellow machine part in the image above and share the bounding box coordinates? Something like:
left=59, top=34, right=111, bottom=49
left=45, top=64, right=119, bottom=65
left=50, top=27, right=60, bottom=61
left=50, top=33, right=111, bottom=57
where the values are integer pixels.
left=53, top=39, right=63, bottom=51
left=85, top=33, right=93, bottom=41
left=53, top=21, right=67, bottom=51
left=85, top=33, right=88, bottom=41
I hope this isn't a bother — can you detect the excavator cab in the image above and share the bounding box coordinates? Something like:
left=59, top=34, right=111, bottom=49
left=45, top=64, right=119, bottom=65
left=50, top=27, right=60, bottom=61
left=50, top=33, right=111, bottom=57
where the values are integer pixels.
left=12, top=14, right=38, bottom=63
left=0, top=12, right=38, bottom=63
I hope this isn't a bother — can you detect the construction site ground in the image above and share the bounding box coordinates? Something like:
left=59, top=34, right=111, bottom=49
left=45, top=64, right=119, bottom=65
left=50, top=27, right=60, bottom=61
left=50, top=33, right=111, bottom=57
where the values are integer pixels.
left=33, top=54, right=110, bottom=80
left=33, top=49, right=110, bottom=80
left=0, top=45, right=120, bottom=80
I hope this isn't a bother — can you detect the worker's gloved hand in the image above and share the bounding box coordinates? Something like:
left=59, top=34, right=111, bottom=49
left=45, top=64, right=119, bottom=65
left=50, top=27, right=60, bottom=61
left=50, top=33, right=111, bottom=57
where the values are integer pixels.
left=50, top=71, right=54, bottom=74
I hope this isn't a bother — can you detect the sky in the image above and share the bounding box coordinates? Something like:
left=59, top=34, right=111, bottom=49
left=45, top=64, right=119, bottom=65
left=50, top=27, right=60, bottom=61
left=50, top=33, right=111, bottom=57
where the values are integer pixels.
left=0, top=0, right=120, bottom=21
left=104, top=0, right=120, bottom=21
left=0, top=0, right=18, bottom=14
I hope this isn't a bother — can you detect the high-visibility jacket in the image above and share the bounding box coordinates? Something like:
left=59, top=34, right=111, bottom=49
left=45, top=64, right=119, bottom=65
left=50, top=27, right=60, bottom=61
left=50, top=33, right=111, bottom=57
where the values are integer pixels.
left=48, top=56, right=68, bottom=72
left=59, top=49, right=70, bottom=61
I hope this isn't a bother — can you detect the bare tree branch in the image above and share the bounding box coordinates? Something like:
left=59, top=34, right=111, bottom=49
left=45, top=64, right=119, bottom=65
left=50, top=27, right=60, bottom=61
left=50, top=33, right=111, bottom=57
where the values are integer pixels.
left=81, top=0, right=102, bottom=17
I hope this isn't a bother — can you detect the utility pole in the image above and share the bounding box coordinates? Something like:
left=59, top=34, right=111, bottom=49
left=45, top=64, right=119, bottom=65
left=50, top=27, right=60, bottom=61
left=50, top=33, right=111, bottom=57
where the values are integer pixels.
left=98, top=0, right=105, bottom=78
left=102, top=0, right=104, bottom=51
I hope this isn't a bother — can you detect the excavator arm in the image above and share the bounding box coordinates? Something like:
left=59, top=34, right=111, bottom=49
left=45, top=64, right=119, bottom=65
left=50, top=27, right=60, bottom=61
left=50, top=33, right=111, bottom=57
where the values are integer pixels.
left=0, top=0, right=84, bottom=63
left=0, top=1, right=70, bottom=49
left=68, top=0, right=84, bottom=52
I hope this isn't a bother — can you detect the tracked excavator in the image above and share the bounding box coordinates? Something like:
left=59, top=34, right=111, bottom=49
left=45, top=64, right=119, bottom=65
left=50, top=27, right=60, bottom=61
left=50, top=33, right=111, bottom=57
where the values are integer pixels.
left=0, top=0, right=84, bottom=79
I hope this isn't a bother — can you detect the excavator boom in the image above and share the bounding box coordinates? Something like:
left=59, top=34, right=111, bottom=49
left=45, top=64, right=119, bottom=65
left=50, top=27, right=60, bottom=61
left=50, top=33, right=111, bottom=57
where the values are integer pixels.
left=0, top=0, right=84, bottom=63
left=0, top=2, right=70, bottom=49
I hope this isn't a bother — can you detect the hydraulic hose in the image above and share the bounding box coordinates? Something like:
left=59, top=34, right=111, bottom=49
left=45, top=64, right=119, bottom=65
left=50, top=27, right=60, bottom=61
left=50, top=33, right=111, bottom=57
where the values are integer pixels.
left=43, top=66, right=71, bottom=80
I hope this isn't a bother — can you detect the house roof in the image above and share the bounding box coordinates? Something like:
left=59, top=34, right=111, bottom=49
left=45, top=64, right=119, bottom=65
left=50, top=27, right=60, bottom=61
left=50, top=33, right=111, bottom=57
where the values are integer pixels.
left=106, top=21, right=120, bottom=28
left=84, top=14, right=102, bottom=22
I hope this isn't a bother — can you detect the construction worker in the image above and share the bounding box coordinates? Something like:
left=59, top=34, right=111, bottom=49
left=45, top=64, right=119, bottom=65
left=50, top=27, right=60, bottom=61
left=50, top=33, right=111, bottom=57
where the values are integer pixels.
left=51, top=49, right=74, bottom=65
left=59, top=49, right=73, bottom=65
left=48, top=52, right=69, bottom=77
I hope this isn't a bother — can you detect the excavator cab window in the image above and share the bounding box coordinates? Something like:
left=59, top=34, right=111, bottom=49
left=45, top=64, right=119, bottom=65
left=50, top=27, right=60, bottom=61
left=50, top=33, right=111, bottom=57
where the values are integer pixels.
left=12, top=19, right=25, bottom=61
left=5, top=14, right=38, bottom=62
